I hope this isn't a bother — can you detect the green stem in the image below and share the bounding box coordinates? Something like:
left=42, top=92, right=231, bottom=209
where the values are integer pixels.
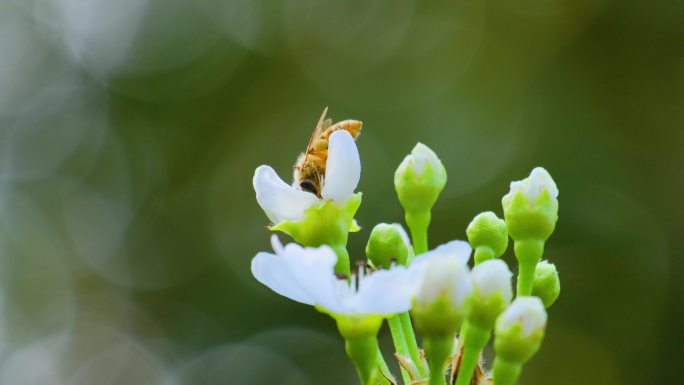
left=454, top=322, right=491, bottom=385
left=492, top=358, right=521, bottom=385
left=345, top=334, right=380, bottom=385
left=388, top=316, right=412, bottom=384
left=424, top=336, right=453, bottom=385
left=474, top=247, right=496, bottom=265
left=399, top=312, right=426, bottom=377
left=330, top=243, right=351, bottom=277
left=406, top=210, right=431, bottom=255
left=376, top=347, right=393, bottom=385
left=336, top=317, right=383, bottom=385
left=513, top=240, right=544, bottom=296
left=404, top=209, right=431, bottom=379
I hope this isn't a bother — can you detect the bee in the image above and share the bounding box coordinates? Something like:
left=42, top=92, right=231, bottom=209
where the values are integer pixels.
left=293, top=107, right=362, bottom=198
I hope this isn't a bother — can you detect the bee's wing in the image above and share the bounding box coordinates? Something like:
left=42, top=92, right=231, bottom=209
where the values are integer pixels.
left=305, top=107, right=329, bottom=154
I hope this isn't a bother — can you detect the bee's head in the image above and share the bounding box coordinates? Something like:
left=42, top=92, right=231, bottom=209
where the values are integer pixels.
left=299, top=180, right=320, bottom=197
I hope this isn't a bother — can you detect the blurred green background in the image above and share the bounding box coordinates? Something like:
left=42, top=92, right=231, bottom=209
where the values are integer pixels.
left=0, top=0, right=682, bottom=384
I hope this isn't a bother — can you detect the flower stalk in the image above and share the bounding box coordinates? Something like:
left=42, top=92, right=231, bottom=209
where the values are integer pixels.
left=424, top=336, right=453, bottom=385
left=387, top=315, right=412, bottom=384
left=406, top=209, right=430, bottom=255
left=513, top=239, right=544, bottom=296
left=454, top=321, right=490, bottom=385
left=337, top=316, right=383, bottom=385
left=399, top=312, right=426, bottom=378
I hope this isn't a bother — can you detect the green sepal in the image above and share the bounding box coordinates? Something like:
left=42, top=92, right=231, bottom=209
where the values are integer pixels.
left=271, top=193, right=362, bottom=275
left=412, top=295, right=464, bottom=339
left=532, top=261, right=560, bottom=308
left=502, top=189, right=558, bottom=242
left=494, top=321, right=545, bottom=364
left=466, top=291, right=509, bottom=331
left=334, top=313, right=384, bottom=339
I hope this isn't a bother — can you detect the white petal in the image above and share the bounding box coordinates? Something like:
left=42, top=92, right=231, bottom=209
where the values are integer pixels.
left=270, top=234, right=284, bottom=254
left=527, top=167, right=558, bottom=199
left=410, top=143, right=443, bottom=176
left=507, top=167, right=558, bottom=203
left=251, top=251, right=315, bottom=305
left=410, top=240, right=471, bottom=271
left=414, top=255, right=472, bottom=309
left=253, top=165, right=320, bottom=223
left=470, top=259, right=513, bottom=303
left=352, top=266, right=415, bottom=315
left=497, top=296, right=547, bottom=336
left=251, top=238, right=339, bottom=306
left=320, top=130, right=360, bottom=203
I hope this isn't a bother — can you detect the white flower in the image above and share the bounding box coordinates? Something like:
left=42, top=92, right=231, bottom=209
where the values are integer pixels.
left=470, top=259, right=513, bottom=303
left=411, top=240, right=472, bottom=270
left=411, top=240, right=473, bottom=308
left=251, top=235, right=415, bottom=316
left=504, top=167, right=558, bottom=204
left=396, top=143, right=445, bottom=179
left=253, top=130, right=361, bottom=224
left=497, top=297, right=547, bottom=336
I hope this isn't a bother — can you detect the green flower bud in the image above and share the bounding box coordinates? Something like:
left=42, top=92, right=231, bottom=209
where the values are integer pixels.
left=467, top=259, right=513, bottom=329
left=412, top=255, right=472, bottom=338
left=466, top=211, right=508, bottom=264
left=365, top=223, right=413, bottom=268
left=501, top=167, right=558, bottom=296
left=531, top=260, right=560, bottom=308
left=494, top=297, right=547, bottom=364
left=394, top=143, right=447, bottom=214
left=455, top=260, right=513, bottom=385
left=501, top=167, right=558, bottom=242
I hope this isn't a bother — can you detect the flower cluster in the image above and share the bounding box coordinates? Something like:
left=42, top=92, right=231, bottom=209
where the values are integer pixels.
left=250, top=111, right=561, bottom=385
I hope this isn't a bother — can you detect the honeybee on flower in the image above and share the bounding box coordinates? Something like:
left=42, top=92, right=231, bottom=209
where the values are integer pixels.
left=294, top=107, right=362, bottom=198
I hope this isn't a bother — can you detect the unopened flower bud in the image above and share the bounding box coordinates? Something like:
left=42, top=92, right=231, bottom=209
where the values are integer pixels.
left=412, top=255, right=472, bottom=338
left=394, top=143, right=447, bottom=214
left=494, top=297, right=547, bottom=364
left=467, top=259, right=513, bottom=329
left=466, top=211, right=508, bottom=264
left=502, top=167, right=558, bottom=296
left=501, top=167, right=558, bottom=242
left=531, top=261, right=560, bottom=308
left=455, top=259, right=513, bottom=385
left=366, top=223, right=412, bottom=268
